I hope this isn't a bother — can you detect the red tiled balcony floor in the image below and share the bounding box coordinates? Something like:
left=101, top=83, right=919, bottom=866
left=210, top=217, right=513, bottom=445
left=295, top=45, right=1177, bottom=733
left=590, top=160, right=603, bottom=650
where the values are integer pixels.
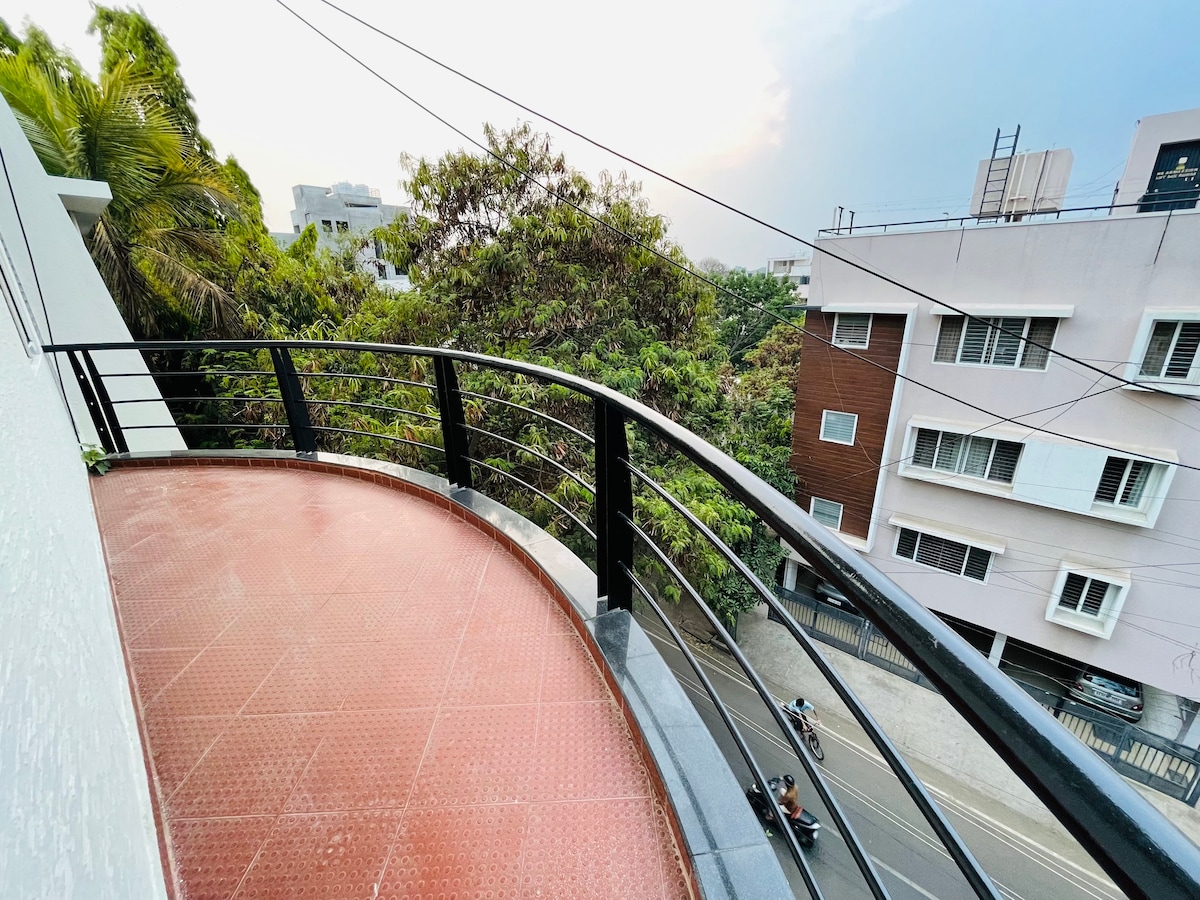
left=92, top=466, right=690, bottom=900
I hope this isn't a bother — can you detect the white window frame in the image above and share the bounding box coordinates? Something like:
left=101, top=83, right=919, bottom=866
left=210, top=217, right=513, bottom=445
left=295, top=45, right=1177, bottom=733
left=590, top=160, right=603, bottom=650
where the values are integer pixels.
left=1125, top=309, right=1200, bottom=397
left=904, top=427, right=1022, bottom=485
left=1092, top=456, right=1162, bottom=513
left=892, top=527, right=993, bottom=583
left=832, top=313, right=871, bottom=349
left=1045, top=566, right=1129, bottom=639
left=819, top=410, right=858, bottom=445
left=932, top=315, right=1058, bottom=370
left=810, top=497, right=843, bottom=530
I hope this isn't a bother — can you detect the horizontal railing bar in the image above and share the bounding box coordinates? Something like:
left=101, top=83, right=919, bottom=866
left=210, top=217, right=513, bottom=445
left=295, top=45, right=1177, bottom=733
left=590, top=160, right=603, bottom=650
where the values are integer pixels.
left=292, top=371, right=435, bottom=390
left=303, top=398, right=440, bottom=422
left=196, top=369, right=277, bottom=377
left=111, top=395, right=284, bottom=405
left=463, top=424, right=594, bottom=494
left=815, top=196, right=1200, bottom=236
left=121, top=422, right=286, bottom=430
left=310, top=426, right=442, bottom=454
left=45, top=339, right=1200, bottom=898
left=465, top=456, right=596, bottom=541
left=623, top=515, right=891, bottom=898
left=627, top=461, right=1000, bottom=897
left=70, top=370, right=180, bottom=379
left=459, top=390, right=595, bottom=444
left=622, top=565, right=824, bottom=899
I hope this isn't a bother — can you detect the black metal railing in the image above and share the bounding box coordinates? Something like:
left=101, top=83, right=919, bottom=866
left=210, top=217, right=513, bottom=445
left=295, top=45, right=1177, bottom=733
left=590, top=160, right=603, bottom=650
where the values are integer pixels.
left=817, top=192, right=1200, bottom=236
left=50, top=339, right=1200, bottom=900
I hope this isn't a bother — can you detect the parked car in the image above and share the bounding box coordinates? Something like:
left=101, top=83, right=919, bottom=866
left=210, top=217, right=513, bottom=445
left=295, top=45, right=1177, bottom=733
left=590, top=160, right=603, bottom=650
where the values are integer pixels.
left=1066, top=668, right=1144, bottom=723
left=815, top=580, right=860, bottom=615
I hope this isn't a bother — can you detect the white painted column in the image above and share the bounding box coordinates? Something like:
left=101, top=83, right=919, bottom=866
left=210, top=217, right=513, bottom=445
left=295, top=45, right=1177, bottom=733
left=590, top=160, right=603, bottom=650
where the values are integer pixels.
left=783, top=559, right=799, bottom=592
left=987, top=632, right=1008, bottom=667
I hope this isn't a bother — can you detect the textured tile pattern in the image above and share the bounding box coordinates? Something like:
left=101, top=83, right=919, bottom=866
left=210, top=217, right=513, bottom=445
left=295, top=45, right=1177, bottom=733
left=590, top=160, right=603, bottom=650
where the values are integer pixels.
left=94, top=465, right=688, bottom=899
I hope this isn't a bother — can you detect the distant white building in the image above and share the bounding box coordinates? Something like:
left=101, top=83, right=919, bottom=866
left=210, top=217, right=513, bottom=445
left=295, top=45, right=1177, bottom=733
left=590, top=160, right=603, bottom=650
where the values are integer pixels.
left=764, top=254, right=811, bottom=300
left=270, top=182, right=411, bottom=290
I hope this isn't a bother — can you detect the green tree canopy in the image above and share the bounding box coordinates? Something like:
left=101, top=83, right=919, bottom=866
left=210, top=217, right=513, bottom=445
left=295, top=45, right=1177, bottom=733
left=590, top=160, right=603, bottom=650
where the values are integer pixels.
left=712, top=268, right=798, bottom=369
left=379, top=123, right=722, bottom=423
left=0, top=19, right=241, bottom=337
left=88, top=4, right=212, bottom=156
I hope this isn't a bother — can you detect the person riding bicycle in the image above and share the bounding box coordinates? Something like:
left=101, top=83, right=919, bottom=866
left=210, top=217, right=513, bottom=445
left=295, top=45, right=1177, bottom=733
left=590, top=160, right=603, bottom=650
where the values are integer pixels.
left=784, top=697, right=817, bottom=728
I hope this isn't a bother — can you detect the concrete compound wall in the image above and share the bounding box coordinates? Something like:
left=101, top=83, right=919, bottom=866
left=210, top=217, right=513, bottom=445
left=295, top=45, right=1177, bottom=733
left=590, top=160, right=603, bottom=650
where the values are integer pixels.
left=0, top=97, right=167, bottom=898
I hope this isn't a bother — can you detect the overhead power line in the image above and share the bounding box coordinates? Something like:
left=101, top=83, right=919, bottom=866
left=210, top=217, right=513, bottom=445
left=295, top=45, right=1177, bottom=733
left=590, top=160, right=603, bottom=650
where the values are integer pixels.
left=272, top=0, right=1200, bottom=476
left=308, top=0, right=1200, bottom=406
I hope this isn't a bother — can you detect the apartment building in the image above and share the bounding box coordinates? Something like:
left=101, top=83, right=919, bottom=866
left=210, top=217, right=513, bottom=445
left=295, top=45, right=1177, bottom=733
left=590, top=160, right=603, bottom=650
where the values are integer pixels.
left=270, top=181, right=411, bottom=289
left=765, top=253, right=812, bottom=300
left=786, top=109, right=1200, bottom=731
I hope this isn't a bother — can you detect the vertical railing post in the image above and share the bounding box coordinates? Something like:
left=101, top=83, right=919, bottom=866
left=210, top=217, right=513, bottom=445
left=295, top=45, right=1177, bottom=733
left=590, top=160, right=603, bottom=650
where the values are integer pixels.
left=594, top=399, right=633, bottom=612
left=433, top=356, right=473, bottom=489
left=66, top=350, right=125, bottom=454
left=269, top=347, right=317, bottom=455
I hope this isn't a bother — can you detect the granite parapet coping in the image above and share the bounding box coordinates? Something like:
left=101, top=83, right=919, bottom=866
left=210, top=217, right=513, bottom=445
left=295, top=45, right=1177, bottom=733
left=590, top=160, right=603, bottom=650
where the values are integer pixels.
left=105, top=449, right=790, bottom=899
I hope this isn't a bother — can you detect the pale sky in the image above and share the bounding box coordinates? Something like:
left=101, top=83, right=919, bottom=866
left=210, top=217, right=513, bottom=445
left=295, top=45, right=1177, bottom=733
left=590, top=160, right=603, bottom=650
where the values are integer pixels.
left=5, top=0, right=1200, bottom=268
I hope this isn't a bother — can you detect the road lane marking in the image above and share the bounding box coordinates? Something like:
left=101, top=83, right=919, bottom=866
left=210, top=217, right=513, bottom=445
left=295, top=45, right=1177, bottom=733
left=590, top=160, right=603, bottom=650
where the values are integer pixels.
left=648, top=634, right=1123, bottom=900
left=871, top=857, right=944, bottom=900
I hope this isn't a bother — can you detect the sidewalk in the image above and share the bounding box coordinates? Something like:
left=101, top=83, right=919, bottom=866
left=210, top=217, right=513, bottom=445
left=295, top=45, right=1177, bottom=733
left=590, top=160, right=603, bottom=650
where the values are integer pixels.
left=736, top=603, right=1200, bottom=850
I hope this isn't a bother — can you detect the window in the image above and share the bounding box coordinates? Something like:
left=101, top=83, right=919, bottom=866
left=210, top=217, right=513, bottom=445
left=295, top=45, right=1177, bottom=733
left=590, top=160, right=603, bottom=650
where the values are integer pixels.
left=810, top=498, right=843, bottom=529
left=895, top=528, right=991, bottom=581
left=320, top=219, right=333, bottom=233
left=1056, top=572, right=1114, bottom=618
left=1139, top=321, right=1200, bottom=383
left=1093, top=457, right=1156, bottom=509
left=820, top=411, right=857, bottom=445
left=1046, top=567, right=1128, bottom=638
left=832, top=313, right=871, bottom=348
left=934, top=316, right=1057, bottom=369
left=336, top=220, right=349, bottom=233
left=909, top=428, right=1022, bottom=483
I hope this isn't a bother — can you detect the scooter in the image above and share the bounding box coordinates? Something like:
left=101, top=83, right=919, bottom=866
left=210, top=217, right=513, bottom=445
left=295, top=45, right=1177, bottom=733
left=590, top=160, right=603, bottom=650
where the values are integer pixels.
left=745, top=777, right=822, bottom=847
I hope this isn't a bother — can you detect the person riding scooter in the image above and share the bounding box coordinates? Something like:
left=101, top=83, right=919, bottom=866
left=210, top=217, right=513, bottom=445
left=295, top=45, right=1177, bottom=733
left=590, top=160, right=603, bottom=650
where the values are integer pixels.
left=774, top=774, right=804, bottom=820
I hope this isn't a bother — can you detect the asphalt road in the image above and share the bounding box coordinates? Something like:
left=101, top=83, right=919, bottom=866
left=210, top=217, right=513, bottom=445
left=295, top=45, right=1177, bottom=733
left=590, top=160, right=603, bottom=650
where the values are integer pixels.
left=637, top=620, right=1128, bottom=900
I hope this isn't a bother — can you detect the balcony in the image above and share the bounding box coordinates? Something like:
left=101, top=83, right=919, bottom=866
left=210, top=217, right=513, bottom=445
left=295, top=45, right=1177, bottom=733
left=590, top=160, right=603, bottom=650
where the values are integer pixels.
left=38, top=339, right=1200, bottom=898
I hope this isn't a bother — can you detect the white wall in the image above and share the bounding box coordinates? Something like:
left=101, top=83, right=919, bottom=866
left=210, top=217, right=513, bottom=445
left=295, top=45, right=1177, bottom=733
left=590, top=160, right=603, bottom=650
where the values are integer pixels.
left=0, top=96, right=168, bottom=898
left=0, top=99, right=182, bottom=453
left=811, top=211, right=1200, bottom=697
left=0, top=320, right=167, bottom=900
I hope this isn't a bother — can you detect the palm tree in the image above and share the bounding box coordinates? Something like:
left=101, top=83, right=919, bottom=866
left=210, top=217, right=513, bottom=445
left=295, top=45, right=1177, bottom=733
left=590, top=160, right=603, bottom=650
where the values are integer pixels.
left=0, top=46, right=242, bottom=338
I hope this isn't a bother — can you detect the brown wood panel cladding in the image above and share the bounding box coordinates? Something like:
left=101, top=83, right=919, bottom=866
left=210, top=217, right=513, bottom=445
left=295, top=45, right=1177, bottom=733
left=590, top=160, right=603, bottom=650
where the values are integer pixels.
left=791, top=313, right=905, bottom=539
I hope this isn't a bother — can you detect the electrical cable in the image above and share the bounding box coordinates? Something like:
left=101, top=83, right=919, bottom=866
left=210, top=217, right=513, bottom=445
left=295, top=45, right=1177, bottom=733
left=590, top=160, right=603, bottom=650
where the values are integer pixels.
left=307, top=0, right=1200, bottom=405
left=272, top=0, right=1200, bottom=475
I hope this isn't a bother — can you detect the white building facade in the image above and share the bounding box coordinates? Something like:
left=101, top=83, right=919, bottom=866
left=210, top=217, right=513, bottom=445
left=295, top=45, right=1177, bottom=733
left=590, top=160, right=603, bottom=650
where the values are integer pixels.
left=792, top=109, right=1200, bottom=732
left=271, top=182, right=411, bottom=290
left=765, top=253, right=811, bottom=300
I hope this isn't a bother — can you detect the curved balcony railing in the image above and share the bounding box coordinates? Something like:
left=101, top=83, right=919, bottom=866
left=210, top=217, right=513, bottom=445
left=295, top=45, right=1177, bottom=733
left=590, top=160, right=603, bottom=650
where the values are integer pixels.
left=49, top=339, right=1200, bottom=900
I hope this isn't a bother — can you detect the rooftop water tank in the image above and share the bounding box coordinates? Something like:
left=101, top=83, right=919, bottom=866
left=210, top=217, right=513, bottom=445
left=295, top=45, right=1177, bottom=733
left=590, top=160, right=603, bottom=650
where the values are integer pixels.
left=970, top=149, right=1074, bottom=218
